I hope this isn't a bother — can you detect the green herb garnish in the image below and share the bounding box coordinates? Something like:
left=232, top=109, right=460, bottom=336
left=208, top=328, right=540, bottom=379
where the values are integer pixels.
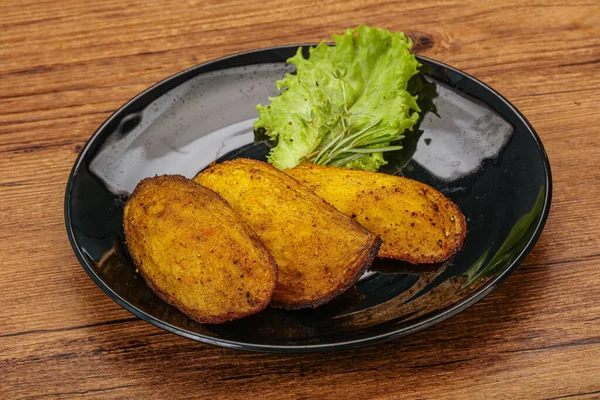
left=255, top=25, right=421, bottom=171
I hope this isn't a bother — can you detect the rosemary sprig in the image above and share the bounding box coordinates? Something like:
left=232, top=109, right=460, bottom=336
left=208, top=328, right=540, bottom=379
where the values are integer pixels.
left=304, top=68, right=404, bottom=166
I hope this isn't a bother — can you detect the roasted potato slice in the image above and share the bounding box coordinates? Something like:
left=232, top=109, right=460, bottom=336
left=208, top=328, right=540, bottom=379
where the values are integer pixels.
left=123, top=175, right=277, bottom=324
left=194, top=159, right=381, bottom=309
left=287, top=164, right=466, bottom=264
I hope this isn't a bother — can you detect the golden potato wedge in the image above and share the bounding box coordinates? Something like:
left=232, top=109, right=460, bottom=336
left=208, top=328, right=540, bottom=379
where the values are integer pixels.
left=123, top=175, right=277, bottom=324
left=194, top=159, right=381, bottom=309
left=287, top=164, right=466, bottom=264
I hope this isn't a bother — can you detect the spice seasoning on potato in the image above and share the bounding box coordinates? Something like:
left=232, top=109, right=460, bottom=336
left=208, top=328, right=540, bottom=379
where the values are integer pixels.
left=194, top=159, right=381, bottom=310
left=287, top=164, right=466, bottom=264
left=123, top=175, right=277, bottom=324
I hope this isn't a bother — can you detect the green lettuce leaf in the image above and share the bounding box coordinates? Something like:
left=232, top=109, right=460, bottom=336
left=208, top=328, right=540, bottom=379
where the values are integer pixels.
left=254, top=25, right=421, bottom=171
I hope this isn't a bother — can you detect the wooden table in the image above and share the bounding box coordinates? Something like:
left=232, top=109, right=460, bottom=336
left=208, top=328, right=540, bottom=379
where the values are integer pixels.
left=2, top=0, right=599, bottom=398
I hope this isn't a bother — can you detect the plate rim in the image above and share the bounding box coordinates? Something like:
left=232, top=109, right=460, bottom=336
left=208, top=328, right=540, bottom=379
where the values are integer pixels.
left=64, top=44, right=553, bottom=353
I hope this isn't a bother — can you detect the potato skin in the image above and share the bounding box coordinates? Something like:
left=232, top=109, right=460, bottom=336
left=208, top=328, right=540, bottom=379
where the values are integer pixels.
left=194, top=159, right=381, bottom=309
left=287, top=164, right=467, bottom=264
left=123, top=175, right=277, bottom=324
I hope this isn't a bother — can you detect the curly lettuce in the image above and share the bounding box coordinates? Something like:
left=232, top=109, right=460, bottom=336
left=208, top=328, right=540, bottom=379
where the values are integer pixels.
left=254, top=25, right=421, bottom=171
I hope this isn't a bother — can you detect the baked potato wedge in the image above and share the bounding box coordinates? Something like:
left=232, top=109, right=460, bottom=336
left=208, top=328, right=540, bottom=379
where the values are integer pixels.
left=287, top=164, right=466, bottom=264
left=123, top=175, right=277, bottom=324
left=194, top=159, right=381, bottom=309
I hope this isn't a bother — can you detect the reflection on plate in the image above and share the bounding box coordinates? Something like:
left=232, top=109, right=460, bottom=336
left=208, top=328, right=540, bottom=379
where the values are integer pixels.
left=65, top=46, right=551, bottom=352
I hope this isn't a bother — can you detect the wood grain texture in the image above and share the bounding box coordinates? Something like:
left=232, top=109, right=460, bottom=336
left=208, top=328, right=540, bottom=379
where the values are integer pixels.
left=1, top=0, right=599, bottom=398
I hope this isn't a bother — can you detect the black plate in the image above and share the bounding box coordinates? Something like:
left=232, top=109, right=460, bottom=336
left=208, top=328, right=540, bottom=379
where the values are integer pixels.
left=65, top=45, right=551, bottom=352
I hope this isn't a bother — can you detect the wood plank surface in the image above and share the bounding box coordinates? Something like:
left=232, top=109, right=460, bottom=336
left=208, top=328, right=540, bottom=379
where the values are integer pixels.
left=1, top=0, right=599, bottom=398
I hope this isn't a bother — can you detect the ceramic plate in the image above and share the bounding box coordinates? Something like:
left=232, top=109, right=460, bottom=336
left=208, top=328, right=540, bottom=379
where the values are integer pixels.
left=65, top=45, right=551, bottom=352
